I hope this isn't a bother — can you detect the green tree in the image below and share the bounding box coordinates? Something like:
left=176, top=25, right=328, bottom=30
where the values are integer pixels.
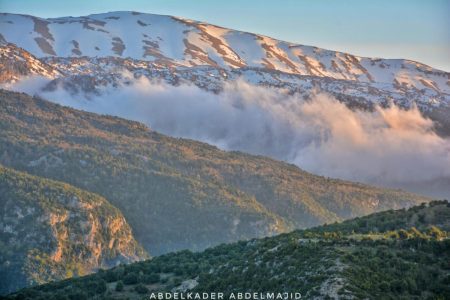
left=134, top=284, right=149, bottom=294
left=115, top=280, right=124, bottom=292
left=123, top=273, right=138, bottom=285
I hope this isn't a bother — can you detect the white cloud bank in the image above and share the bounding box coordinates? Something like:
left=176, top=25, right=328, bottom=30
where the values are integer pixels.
left=5, top=76, right=450, bottom=197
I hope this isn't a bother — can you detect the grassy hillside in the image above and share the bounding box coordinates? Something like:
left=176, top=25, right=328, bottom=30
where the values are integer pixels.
left=0, top=166, right=148, bottom=295
left=0, top=89, right=430, bottom=256
left=6, top=201, right=449, bottom=300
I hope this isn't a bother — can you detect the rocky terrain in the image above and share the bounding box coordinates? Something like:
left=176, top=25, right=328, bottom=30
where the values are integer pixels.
left=0, top=165, right=148, bottom=295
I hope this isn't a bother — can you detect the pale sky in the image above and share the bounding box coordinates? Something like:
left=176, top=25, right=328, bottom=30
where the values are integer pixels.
left=1, top=0, right=449, bottom=71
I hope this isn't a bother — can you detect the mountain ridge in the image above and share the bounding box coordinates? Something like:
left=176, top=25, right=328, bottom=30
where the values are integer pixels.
left=1, top=11, right=449, bottom=141
left=0, top=89, right=430, bottom=257
left=1, top=10, right=446, bottom=70
left=0, top=11, right=448, bottom=92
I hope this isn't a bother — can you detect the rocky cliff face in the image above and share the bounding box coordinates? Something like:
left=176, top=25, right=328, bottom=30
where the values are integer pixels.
left=0, top=165, right=148, bottom=295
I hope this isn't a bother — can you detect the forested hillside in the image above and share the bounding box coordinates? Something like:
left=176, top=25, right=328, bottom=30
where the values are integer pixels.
left=0, top=89, right=429, bottom=256
left=6, top=201, right=449, bottom=299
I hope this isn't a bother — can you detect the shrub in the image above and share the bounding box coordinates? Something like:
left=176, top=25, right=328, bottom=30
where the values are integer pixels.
left=95, top=280, right=107, bottom=294
left=142, top=273, right=160, bottom=284
left=134, top=284, right=149, bottom=294
left=104, top=270, right=118, bottom=282
left=115, top=280, right=124, bottom=292
left=123, top=273, right=139, bottom=285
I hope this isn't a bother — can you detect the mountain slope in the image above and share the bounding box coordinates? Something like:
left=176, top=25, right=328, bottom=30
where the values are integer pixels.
left=0, top=89, right=430, bottom=256
left=6, top=201, right=449, bottom=300
left=0, top=165, right=148, bottom=295
left=0, top=43, right=61, bottom=83
left=0, top=11, right=448, bottom=93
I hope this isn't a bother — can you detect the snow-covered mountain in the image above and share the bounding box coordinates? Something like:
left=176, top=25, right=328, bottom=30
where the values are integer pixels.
left=1, top=11, right=449, bottom=135
left=0, top=43, right=61, bottom=82
left=0, top=11, right=448, bottom=92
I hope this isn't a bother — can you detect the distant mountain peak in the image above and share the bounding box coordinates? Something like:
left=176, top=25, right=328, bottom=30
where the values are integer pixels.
left=0, top=12, right=447, bottom=83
